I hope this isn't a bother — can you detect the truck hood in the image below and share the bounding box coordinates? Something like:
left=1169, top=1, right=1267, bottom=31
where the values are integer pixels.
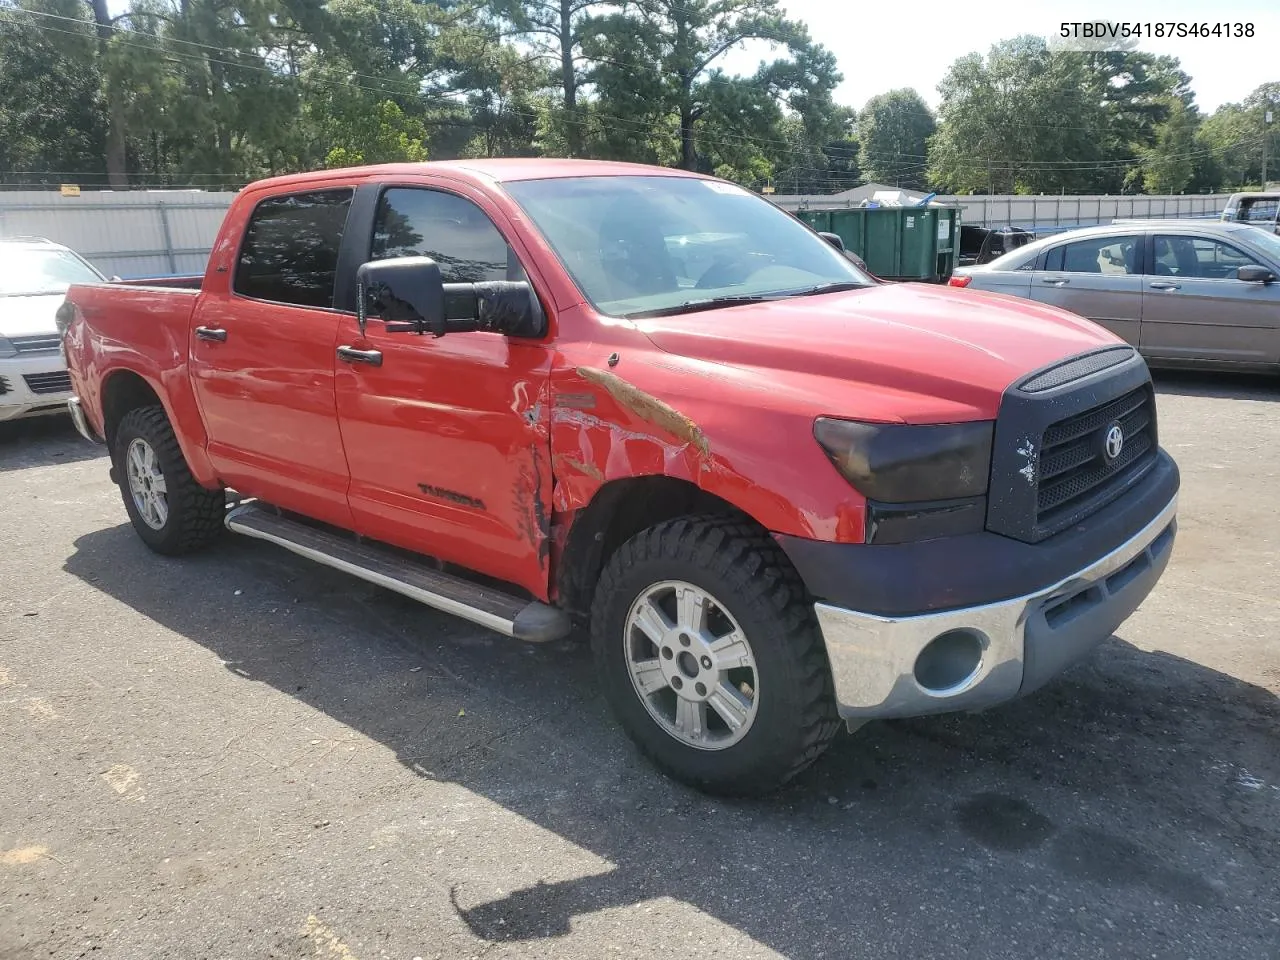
left=0, top=294, right=65, bottom=338
left=635, top=283, right=1120, bottom=422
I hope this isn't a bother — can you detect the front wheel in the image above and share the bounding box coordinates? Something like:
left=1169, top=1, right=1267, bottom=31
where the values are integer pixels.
left=591, top=516, right=840, bottom=796
left=114, top=405, right=224, bottom=555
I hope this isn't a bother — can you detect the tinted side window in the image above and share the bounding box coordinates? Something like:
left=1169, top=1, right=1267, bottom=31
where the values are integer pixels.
left=1054, top=235, right=1139, bottom=275
left=371, top=188, right=525, bottom=283
left=1153, top=235, right=1260, bottom=279
left=235, top=190, right=353, bottom=308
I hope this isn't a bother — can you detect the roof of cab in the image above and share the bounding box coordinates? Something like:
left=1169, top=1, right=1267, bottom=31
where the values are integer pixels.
left=247, top=158, right=705, bottom=193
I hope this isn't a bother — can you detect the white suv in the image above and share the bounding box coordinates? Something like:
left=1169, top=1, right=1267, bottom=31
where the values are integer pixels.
left=0, top=237, right=105, bottom=422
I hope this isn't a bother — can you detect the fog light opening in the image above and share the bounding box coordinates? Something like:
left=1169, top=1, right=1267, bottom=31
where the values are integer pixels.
left=914, top=629, right=986, bottom=695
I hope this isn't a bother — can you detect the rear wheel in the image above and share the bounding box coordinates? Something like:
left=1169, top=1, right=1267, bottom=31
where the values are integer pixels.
left=114, top=405, right=224, bottom=555
left=591, top=516, right=840, bottom=796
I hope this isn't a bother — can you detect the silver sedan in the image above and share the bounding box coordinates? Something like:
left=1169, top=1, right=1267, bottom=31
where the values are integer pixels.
left=950, top=221, right=1280, bottom=369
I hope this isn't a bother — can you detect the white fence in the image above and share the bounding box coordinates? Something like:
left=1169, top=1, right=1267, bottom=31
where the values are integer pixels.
left=0, top=190, right=237, bottom=278
left=0, top=187, right=1240, bottom=277
left=774, top=192, right=1233, bottom=234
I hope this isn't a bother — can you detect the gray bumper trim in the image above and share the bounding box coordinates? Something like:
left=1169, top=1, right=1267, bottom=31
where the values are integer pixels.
left=814, top=495, right=1178, bottom=720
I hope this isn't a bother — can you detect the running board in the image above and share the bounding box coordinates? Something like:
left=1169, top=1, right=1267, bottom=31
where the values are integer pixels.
left=224, top=503, right=570, bottom=642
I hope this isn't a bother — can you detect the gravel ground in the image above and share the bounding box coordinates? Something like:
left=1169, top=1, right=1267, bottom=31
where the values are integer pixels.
left=1, top=372, right=1278, bottom=960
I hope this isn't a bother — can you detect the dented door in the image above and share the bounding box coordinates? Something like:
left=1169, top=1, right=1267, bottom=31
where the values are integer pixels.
left=334, top=319, right=554, bottom=598
left=333, top=184, right=555, bottom=600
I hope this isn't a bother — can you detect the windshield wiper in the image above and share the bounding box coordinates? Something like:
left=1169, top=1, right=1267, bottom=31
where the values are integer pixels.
left=628, top=294, right=782, bottom=319
left=787, top=281, right=867, bottom=297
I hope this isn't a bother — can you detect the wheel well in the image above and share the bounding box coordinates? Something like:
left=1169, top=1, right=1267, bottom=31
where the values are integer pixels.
left=101, top=371, right=162, bottom=451
left=556, top=476, right=752, bottom=621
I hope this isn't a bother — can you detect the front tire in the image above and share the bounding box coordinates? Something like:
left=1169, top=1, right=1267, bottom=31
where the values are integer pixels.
left=591, top=516, right=840, bottom=796
left=114, top=405, right=224, bottom=555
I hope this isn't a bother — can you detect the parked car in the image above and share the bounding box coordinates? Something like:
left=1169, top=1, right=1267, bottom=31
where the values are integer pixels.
left=950, top=221, right=1280, bottom=369
left=1220, top=192, right=1280, bottom=235
left=958, top=224, right=1036, bottom=266
left=62, top=160, right=1178, bottom=795
left=0, top=236, right=105, bottom=423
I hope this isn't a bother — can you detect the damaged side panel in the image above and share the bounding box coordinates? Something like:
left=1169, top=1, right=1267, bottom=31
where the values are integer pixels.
left=546, top=357, right=866, bottom=598
left=334, top=316, right=555, bottom=601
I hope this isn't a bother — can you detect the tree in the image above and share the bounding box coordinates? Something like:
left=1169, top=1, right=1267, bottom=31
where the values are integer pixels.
left=491, top=0, right=605, bottom=156
left=581, top=0, right=840, bottom=172
left=0, top=0, right=106, bottom=186
left=857, top=89, right=933, bottom=190
left=1138, top=98, right=1198, bottom=193
left=929, top=37, right=1109, bottom=194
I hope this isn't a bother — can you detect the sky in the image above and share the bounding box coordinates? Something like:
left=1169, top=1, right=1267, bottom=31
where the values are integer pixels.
left=720, top=0, right=1280, bottom=115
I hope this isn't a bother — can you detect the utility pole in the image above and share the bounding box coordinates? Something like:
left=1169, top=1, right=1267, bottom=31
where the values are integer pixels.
left=1263, top=110, right=1272, bottom=187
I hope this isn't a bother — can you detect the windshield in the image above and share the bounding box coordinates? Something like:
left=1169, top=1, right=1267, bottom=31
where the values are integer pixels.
left=503, top=176, right=869, bottom=318
left=1240, top=226, right=1280, bottom=263
left=0, top=247, right=103, bottom=297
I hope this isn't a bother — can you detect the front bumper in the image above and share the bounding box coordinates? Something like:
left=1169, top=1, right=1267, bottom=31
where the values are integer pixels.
left=0, top=354, right=73, bottom=422
left=813, top=494, right=1177, bottom=720
left=67, top=396, right=104, bottom=443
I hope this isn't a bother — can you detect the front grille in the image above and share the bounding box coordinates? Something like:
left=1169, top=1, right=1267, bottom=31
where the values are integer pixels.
left=1034, top=385, right=1157, bottom=533
left=0, top=375, right=10, bottom=396
left=23, top=371, right=72, bottom=395
left=10, top=334, right=62, bottom=354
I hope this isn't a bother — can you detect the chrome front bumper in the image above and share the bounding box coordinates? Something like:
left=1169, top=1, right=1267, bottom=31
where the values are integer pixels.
left=67, top=397, right=103, bottom=443
left=814, top=496, right=1178, bottom=721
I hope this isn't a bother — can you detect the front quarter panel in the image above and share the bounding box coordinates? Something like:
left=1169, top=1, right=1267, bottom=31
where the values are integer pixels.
left=549, top=325, right=869, bottom=544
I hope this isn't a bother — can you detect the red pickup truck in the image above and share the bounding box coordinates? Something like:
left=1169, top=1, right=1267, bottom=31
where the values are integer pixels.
left=60, top=160, right=1179, bottom=795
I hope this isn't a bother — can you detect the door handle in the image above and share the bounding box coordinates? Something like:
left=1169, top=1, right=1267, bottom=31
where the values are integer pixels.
left=194, top=326, right=227, bottom=342
left=1148, top=281, right=1181, bottom=291
left=337, top=345, right=383, bottom=367
left=1040, top=277, right=1069, bottom=286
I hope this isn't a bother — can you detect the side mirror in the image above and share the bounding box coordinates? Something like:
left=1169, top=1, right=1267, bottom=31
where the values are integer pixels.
left=1237, top=264, right=1276, bottom=284
left=356, top=256, right=546, bottom=338
left=819, top=231, right=845, bottom=251
left=357, top=256, right=446, bottom=337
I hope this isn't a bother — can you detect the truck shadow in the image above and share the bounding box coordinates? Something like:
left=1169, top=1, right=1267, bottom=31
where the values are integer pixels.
left=0, top=416, right=107, bottom=472
left=63, top=525, right=1280, bottom=957
left=1151, top=369, right=1280, bottom=401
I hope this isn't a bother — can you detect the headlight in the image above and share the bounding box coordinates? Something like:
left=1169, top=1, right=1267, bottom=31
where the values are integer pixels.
left=0, top=337, right=16, bottom=359
left=813, top=418, right=993, bottom=502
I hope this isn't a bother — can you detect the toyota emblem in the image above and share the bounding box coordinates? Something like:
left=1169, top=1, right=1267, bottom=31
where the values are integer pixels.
left=1103, top=422, right=1125, bottom=462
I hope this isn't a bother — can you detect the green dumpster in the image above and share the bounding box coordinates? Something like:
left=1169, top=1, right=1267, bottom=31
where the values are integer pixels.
left=794, top=205, right=960, bottom=283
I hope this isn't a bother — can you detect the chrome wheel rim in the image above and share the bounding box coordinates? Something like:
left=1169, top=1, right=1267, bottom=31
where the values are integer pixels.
left=624, top=580, right=759, bottom=751
left=126, top=438, right=168, bottom=530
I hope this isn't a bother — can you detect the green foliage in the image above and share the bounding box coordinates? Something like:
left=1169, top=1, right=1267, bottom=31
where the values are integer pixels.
left=857, top=89, right=934, bottom=190
left=0, top=0, right=1272, bottom=197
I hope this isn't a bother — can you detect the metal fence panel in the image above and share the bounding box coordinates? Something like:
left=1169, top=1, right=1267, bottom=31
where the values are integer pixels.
left=0, top=190, right=237, bottom=278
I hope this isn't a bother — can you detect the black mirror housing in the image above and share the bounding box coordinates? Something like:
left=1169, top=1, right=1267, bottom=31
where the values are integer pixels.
left=819, top=231, right=845, bottom=251
left=357, top=256, right=546, bottom=339
left=1237, top=264, right=1276, bottom=284
left=357, top=256, right=445, bottom=335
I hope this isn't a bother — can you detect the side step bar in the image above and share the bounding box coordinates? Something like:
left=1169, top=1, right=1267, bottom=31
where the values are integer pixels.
left=224, top=502, right=571, bottom=642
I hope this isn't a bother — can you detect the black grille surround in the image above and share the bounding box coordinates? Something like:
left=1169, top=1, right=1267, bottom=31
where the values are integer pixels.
left=987, top=346, right=1160, bottom=544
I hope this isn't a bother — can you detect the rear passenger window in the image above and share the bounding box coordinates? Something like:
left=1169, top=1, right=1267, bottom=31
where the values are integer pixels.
left=371, top=188, right=526, bottom=283
left=1048, top=236, right=1139, bottom=275
left=235, top=190, right=353, bottom=308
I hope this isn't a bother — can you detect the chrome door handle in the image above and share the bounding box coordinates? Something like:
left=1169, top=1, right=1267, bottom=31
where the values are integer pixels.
left=1148, top=281, right=1181, bottom=291
left=1040, top=277, right=1069, bottom=285
left=194, top=326, right=227, bottom=342
left=337, top=345, right=383, bottom=367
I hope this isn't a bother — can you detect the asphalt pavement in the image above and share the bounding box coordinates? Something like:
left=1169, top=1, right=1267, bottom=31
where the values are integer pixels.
left=1, top=372, right=1278, bottom=960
